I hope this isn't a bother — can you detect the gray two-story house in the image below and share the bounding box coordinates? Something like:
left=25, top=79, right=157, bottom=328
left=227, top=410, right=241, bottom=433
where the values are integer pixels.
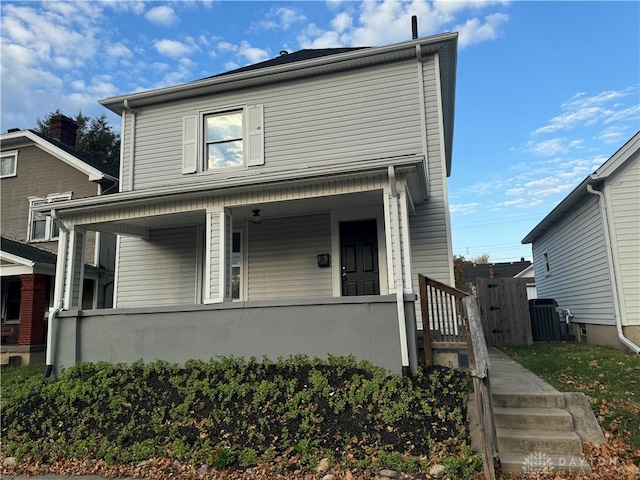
left=40, top=33, right=459, bottom=374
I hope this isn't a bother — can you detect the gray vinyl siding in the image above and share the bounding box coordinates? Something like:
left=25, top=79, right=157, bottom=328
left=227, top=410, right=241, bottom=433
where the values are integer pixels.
left=532, top=197, right=616, bottom=325
left=126, top=59, right=424, bottom=191
left=608, top=156, right=640, bottom=326
left=410, top=56, right=455, bottom=327
left=116, top=226, right=198, bottom=307
left=247, top=214, right=332, bottom=300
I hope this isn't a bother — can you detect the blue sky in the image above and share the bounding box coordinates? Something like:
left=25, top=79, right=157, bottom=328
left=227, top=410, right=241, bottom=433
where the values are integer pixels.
left=2, top=1, right=639, bottom=263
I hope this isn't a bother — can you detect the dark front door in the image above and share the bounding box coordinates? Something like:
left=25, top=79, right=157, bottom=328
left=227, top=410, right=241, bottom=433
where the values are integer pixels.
left=340, top=219, right=380, bottom=296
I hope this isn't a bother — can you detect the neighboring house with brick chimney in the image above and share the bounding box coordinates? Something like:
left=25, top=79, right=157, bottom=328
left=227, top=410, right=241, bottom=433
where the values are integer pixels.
left=1, top=115, right=118, bottom=365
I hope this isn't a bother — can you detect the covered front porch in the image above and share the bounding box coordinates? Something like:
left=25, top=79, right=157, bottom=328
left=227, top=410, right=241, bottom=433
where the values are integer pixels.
left=40, top=162, right=432, bottom=374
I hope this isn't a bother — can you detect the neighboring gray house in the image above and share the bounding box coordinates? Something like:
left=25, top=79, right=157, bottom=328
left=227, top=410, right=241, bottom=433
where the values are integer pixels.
left=39, top=33, right=459, bottom=374
left=522, top=132, right=640, bottom=352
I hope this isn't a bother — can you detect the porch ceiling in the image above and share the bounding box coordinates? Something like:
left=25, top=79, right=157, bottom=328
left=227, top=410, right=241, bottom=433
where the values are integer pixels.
left=86, top=190, right=384, bottom=235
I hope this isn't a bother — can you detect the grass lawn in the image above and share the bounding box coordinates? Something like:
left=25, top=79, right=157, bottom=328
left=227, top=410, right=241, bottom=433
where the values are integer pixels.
left=500, top=342, right=640, bottom=450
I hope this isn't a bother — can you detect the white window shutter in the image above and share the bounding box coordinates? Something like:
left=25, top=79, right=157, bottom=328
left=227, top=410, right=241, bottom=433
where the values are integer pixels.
left=182, top=115, right=197, bottom=174
left=247, top=104, right=264, bottom=166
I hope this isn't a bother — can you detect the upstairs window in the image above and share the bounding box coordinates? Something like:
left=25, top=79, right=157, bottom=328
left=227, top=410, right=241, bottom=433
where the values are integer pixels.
left=28, top=192, right=72, bottom=242
left=182, top=104, right=264, bottom=174
left=1, top=150, right=18, bottom=178
left=205, top=110, right=243, bottom=170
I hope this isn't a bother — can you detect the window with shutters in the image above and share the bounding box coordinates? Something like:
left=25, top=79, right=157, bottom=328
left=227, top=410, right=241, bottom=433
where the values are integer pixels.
left=182, top=104, right=264, bottom=174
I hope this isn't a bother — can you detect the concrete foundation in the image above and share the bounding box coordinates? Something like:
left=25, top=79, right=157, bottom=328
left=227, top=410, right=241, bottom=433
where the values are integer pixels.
left=572, top=323, right=640, bottom=352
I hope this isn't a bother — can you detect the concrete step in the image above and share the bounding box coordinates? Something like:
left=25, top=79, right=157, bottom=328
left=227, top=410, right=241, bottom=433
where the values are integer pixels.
left=492, top=392, right=565, bottom=409
left=494, top=406, right=574, bottom=431
left=499, top=452, right=592, bottom=475
left=497, top=428, right=583, bottom=455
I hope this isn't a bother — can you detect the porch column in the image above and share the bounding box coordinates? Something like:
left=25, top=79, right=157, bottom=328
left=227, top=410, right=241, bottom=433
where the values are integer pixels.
left=63, top=227, right=87, bottom=310
left=204, top=207, right=232, bottom=303
left=384, top=167, right=417, bottom=374
left=17, top=274, right=48, bottom=346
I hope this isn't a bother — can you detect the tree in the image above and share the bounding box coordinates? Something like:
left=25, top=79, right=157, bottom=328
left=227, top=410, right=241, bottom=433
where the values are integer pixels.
left=471, top=253, right=490, bottom=264
left=35, top=110, right=120, bottom=168
left=453, top=255, right=468, bottom=291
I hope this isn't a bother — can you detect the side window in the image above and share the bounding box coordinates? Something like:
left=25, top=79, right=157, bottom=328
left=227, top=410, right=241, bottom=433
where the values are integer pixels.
left=181, top=104, right=264, bottom=174
left=543, top=251, right=551, bottom=275
left=231, top=230, right=242, bottom=300
left=1, top=150, right=18, bottom=178
left=28, top=192, right=72, bottom=242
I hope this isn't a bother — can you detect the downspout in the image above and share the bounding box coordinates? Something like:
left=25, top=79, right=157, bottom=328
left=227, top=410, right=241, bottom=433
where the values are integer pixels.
left=587, top=180, right=640, bottom=354
left=44, top=209, right=69, bottom=379
left=389, top=166, right=411, bottom=375
left=123, top=100, right=135, bottom=192
left=415, top=44, right=430, bottom=200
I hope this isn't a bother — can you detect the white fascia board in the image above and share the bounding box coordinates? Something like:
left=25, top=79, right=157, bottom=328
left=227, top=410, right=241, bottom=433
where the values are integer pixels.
left=34, top=154, right=425, bottom=215
left=0, top=251, right=36, bottom=268
left=99, top=33, right=458, bottom=113
left=0, top=130, right=114, bottom=183
left=594, top=131, right=640, bottom=179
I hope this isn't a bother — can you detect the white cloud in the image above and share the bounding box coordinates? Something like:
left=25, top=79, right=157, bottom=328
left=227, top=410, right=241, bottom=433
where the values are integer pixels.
left=217, top=41, right=237, bottom=53
left=332, top=12, right=353, bottom=33
left=145, top=6, right=179, bottom=27
left=297, top=0, right=510, bottom=49
left=237, top=41, right=270, bottom=64
left=153, top=58, right=196, bottom=88
left=532, top=88, right=637, bottom=135
left=524, top=138, right=575, bottom=157
left=252, top=7, right=306, bottom=32
left=154, top=39, right=193, bottom=58
left=455, top=12, right=508, bottom=47
left=449, top=202, right=481, bottom=214
left=106, top=42, right=133, bottom=59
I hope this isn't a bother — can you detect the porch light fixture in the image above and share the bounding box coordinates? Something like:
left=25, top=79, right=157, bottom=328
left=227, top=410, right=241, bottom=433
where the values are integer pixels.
left=251, top=209, right=262, bottom=224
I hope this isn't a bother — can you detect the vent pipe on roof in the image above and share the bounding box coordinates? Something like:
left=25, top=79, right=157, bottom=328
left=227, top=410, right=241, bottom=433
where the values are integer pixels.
left=411, top=15, right=418, bottom=40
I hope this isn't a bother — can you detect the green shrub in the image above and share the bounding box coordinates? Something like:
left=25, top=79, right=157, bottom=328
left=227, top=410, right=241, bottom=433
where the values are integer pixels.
left=1, top=356, right=478, bottom=477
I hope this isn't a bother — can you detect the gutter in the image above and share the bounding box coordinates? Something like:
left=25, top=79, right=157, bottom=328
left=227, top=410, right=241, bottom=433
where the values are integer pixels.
left=44, top=209, right=69, bottom=378
left=586, top=178, right=640, bottom=354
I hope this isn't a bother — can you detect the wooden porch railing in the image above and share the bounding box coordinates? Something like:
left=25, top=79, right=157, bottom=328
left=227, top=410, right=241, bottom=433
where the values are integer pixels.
left=418, top=275, right=498, bottom=480
left=418, top=275, right=468, bottom=366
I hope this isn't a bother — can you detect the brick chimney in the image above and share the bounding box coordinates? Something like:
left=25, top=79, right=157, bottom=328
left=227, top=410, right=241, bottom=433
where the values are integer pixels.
left=50, top=114, right=78, bottom=147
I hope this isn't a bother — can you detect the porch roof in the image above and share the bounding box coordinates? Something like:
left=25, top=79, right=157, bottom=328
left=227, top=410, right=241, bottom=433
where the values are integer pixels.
left=32, top=154, right=425, bottom=221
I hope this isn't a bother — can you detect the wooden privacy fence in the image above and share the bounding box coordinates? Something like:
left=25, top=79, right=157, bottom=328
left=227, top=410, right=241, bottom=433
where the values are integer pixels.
left=475, top=277, right=532, bottom=347
left=418, top=275, right=498, bottom=480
